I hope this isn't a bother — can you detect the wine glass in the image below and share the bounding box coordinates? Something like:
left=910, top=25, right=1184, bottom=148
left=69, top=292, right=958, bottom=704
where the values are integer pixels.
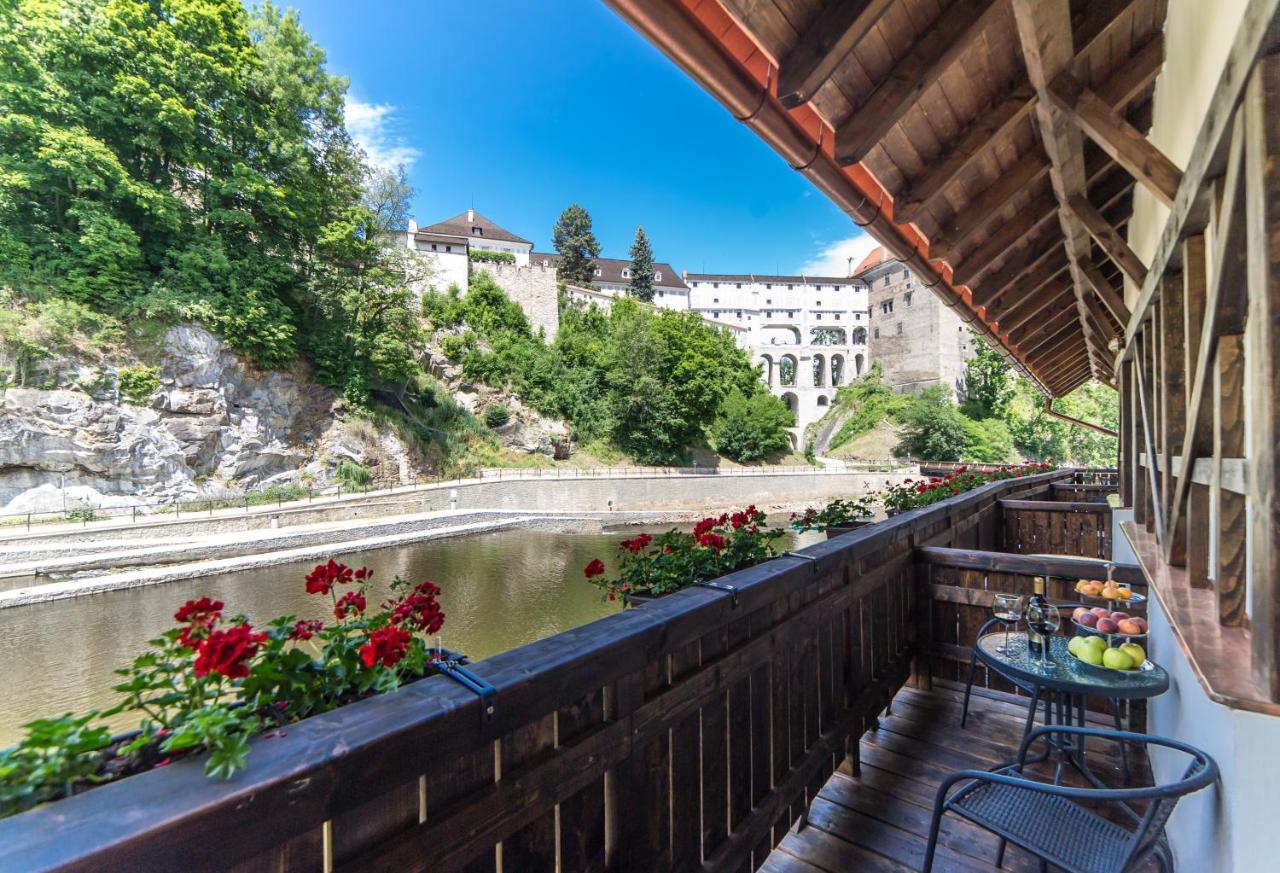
left=992, top=593, right=1024, bottom=655
left=1027, top=602, right=1061, bottom=670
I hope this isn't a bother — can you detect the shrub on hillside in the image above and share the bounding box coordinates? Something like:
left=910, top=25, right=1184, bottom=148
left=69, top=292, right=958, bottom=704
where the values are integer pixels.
left=963, top=416, right=1014, bottom=463
left=829, top=366, right=908, bottom=450
left=484, top=404, right=511, bottom=428
left=893, top=387, right=969, bottom=461
left=335, top=459, right=372, bottom=490
left=117, top=364, right=160, bottom=404
left=712, top=390, right=793, bottom=462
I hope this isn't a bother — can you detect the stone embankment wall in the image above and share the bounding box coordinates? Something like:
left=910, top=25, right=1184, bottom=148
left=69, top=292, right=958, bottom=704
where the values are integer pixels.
left=473, top=261, right=560, bottom=341
left=4, top=470, right=916, bottom=547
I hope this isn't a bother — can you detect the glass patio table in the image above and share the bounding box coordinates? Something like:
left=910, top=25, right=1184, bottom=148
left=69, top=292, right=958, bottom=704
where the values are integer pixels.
left=974, top=632, right=1169, bottom=783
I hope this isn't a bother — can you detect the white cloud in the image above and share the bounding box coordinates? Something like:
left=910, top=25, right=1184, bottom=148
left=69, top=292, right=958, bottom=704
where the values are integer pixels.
left=344, top=97, right=420, bottom=172
left=796, top=232, right=880, bottom=277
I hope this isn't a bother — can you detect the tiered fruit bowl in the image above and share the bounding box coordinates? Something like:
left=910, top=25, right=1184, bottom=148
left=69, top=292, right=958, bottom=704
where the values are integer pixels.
left=1067, top=634, right=1151, bottom=672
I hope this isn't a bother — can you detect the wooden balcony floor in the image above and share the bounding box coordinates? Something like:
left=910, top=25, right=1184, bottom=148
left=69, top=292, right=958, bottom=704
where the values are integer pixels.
left=762, top=680, right=1155, bottom=873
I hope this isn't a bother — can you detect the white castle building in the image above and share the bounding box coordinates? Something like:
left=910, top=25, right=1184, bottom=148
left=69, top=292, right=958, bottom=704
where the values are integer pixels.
left=683, top=273, right=870, bottom=431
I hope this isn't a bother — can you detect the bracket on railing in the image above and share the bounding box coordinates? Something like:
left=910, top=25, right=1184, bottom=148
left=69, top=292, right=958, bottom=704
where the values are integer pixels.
left=692, top=579, right=740, bottom=607
left=435, top=658, right=497, bottom=730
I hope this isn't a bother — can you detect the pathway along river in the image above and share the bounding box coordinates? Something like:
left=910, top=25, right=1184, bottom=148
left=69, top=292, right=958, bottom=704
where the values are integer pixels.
left=0, top=526, right=814, bottom=744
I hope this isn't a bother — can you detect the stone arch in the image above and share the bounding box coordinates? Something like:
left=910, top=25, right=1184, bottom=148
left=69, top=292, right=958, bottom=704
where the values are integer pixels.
left=855, top=353, right=865, bottom=376
left=817, top=395, right=829, bottom=407
left=780, top=391, right=799, bottom=422
left=812, top=352, right=826, bottom=387
left=779, top=354, right=798, bottom=387
left=810, top=326, right=847, bottom=345
left=830, top=354, right=845, bottom=387
left=758, top=354, right=775, bottom=387
left=851, top=326, right=868, bottom=345
left=762, top=325, right=802, bottom=346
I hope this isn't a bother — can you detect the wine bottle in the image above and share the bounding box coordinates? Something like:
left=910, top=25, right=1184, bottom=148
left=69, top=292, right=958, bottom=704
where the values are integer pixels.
left=1026, top=576, right=1048, bottom=655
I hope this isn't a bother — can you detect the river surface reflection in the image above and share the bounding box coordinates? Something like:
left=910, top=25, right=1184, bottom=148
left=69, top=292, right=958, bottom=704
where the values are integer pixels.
left=0, top=525, right=814, bottom=743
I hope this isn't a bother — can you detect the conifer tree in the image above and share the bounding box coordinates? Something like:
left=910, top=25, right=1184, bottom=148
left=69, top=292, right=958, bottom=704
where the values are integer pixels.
left=627, top=226, right=655, bottom=301
left=552, top=204, right=601, bottom=286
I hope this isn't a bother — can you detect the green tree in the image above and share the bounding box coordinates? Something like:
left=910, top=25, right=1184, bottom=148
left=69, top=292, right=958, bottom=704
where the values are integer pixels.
left=713, top=389, right=794, bottom=462
left=552, top=204, right=601, bottom=286
left=963, top=417, right=1014, bottom=462
left=962, top=331, right=1014, bottom=419
left=627, top=226, right=655, bottom=301
left=894, top=387, right=970, bottom=461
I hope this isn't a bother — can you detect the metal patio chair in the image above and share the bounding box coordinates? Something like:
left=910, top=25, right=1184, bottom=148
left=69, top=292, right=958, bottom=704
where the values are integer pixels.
left=922, top=726, right=1218, bottom=873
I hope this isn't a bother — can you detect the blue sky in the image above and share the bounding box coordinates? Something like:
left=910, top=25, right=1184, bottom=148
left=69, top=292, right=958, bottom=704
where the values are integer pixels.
left=281, top=0, right=875, bottom=276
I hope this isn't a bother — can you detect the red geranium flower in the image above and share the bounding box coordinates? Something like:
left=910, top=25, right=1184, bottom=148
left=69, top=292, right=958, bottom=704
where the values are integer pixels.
left=361, top=625, right=412, bottom=668
left=305, top=559, right=353, bottom=595
left=621, top=533, right=653, bottom=553
left=354, top=567, right=371, bottom=581
left=692, top=517, right=718, bottom=537
left=392, top=592, right=446, bottom=634
left=584, top=558, right=606, bottom=578
left=289, top=619, right=324, bottom=641
left=698, top=532, right=725, bottom=553
left=334, top=591, right=367, bottom=620
left=175, top=596, right=223, bottom=625
left=194, top=624, right=266, bottom=679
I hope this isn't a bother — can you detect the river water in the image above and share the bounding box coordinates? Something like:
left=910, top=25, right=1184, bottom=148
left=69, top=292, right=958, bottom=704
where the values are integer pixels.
left=0, top=525, right=814, bottom=744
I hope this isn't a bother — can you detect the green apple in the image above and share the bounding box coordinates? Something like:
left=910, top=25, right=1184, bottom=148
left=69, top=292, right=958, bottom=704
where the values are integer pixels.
left=1102, top=648, right=1134, bottom=670
left=1119, top=643, right=1146, bottom=666
left=1078, top=644, right=1105, bottom=666
left=1067, top=636, right=1084, bottom=657
left=1084, top=635, right=1107, bottom=652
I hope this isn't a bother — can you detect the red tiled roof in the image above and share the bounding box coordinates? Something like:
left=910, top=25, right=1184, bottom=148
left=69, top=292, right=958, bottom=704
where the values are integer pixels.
left=530, top=252, right=689, bottom=291
left=852, top=246, right=891, bottom=277
left=418, top=210, right=532, bottom=246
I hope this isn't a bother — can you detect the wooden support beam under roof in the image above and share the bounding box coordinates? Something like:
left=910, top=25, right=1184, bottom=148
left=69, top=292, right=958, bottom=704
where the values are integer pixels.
left=998, top=280, right=1076, bottom=335
left=892, top=0, right=1151, bottom=223
left=834, top=0, right=1003, bottom=166
left=951, top=189, right=1061, bottom=286
left=982, top=260, right=1071, bottom=320
left=975, top=248, right=1068, bottom=311
left=1068, top=192, right=1150, bottom=285
left=1049, top=70, right=1183, bottom=208
left=1012, top=0, right=1108, bottom=381
left=777, top=0, right=895, bottom=109
left=930, top=150, right=1051, bottom=261
left=1011, top=304, right=1079, bottom=346
left=932, top=36, right=1162, bottom=264
left=1082, top=261, right=1133, bottom=325
left=1022, top=319, right=1081, bottom=358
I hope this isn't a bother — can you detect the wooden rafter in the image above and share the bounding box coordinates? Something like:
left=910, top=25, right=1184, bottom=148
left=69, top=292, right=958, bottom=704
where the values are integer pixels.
left=996, top=282, right=1076, bottom=336
left=1049, top=70, right=1183, bottom=208
left=985, top=268, right=1073, bottom=327
left=777, top=0, right=895, bottom=108
left=1068, top=193, right=1149, bottom=285
left=951, top=190, right=1060, bottom=286
left=834, top=0, right=1002, bottom=166
left=930, top=151, right=1051, bottom=260
left=971, top=242, right=1066, bottom=309
left=892, top=0, right=1149, bottom=223
left=1011, top=0, right=1107, bottom=381
left=1082, top=262, right=1133, bottom=325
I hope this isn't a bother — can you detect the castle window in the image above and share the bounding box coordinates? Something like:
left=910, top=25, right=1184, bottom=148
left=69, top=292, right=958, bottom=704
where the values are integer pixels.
left=904, top=269, right=910, bottom=279
left=713, top=282, right=720, bottom=288
left=789, top=311, right=796, bottom=318
left=905, top=292, right=913, bottom=306
left=431, top=244, right=438, bottom=251
left=622, top=269, right=631, bottom=278
left=884, top=276, right=890, bottom=287
left=736, top=311, right=742, bottom=318
left=897, top=322, right=903, bottom=334
left=874, top=327, right=880, bottom=339
left=473, top=227, right=483, bottom=235
left=787, top=284, right=794, bottom=290
left=834, top=314, right=841, bottom=320
left=736, top=283, right=743, bottom=289
left=713, top=297, right=719, bottom=303
left=766, top=298, right=772, bottom=304
left=446, top=245, right=453, bottom=252
left=655, top=272, right=662, bottom=280
left=815, top=313, right=822, bottom=320
left=595, top=268, right=602, bottom=276
left=765, top=284, right=772, bottom=289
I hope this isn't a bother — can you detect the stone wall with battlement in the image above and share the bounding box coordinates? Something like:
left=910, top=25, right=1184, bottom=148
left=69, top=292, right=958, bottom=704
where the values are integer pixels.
left=473, top=261, right=560, bottom=342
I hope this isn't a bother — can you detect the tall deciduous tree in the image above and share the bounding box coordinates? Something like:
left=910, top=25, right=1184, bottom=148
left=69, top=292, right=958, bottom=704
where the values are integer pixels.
left=962, top=331, right=1014, bottom=419
left=551, top=204, right=601, bottom=286
left=627, top=225, right=655, bottom=301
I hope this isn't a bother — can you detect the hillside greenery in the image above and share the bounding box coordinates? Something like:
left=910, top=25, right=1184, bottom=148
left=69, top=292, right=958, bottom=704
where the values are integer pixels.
left=824, top=338, right=1117, bottom=466
left=422, top=275, right=794, bottom=464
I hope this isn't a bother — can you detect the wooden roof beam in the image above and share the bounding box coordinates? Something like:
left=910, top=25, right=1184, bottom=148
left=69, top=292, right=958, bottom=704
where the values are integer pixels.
left=777, top=0, right=896, bottom=109
left=1068, top=192, right=1149, bottom=285
left=892, top=0, right=1151, bottom=223
left=951, top=190, right=1061, bottom=286
left=976, top=250, right=1068, bottom=311
left=931, top=151, right=1052, bottom=260
left=1049, top=70, right=1182, bottom=208
left=1081, top=261, right=1133, bottom=325
left=1011, top=305, right=1079, bottom=347
left=1012, top=0, right=1108, bottom=381
left=834, top=0, right=1003, bottom=166
left=994, top=280, right=1076, bottom=335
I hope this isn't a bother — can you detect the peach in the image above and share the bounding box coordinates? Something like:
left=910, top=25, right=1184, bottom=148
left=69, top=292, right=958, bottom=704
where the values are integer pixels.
left=1096, top=618, right=1119, bottom=634
left=1081, top=582, right=1104, bottom=596
left=1078, top=612, right=1099, bottom=628
left=1091, top=607, right=1110, bottom=618
left=1110, top=611, right=1131, bottom=622
left=1130, top=617, right=1148, bottom=633
left=1072, top=607, right=1090, bottom=623
left=1117, top=619, right=1144, bottom=635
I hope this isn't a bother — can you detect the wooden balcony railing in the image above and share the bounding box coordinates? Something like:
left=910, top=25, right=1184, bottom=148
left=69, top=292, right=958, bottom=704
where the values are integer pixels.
left=0, top=470, right=1072, bottom=873
left=999, top=498, right=1114, bottom=558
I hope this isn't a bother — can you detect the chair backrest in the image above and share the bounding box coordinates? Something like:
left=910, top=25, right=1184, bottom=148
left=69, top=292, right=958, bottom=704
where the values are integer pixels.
left=1123, top=749, right=1216, bottom=866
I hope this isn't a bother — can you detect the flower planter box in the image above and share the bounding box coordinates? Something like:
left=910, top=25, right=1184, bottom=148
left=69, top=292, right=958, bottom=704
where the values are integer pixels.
left=824, top=521, right=873, bottom=539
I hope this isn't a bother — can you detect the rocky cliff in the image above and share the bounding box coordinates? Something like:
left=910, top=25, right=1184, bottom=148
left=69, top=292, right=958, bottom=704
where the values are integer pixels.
left=0, top=326, right=419, bottom=514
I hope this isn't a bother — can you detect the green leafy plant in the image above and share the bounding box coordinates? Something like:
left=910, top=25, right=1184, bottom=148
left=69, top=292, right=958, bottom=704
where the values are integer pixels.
left=335, top=459, right=372, bottom=490
left=64, top=506, right=98, bottom=523
left=0, top=713, right=112, bottom=818
left=790, top=496, right=876, bottom=532
left=713, top=389, right=792, bottom=462
left=483, top=404, right=511, bottom=428
left=116, top=364, right=160, bottom=404
left=468, top=249, right=515, bottom=264
left=582, top=507, right=783, bottom=601
left=881, top=463, right=1053, bottom=513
